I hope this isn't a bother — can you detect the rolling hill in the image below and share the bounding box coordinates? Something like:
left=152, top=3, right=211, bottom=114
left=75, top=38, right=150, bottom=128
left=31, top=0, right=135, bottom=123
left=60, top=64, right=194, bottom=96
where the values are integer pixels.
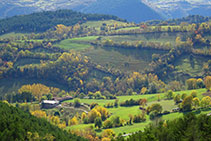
left=143, top=0, right=211, bottom=19
left=0, top=0, right=163, bottom=23
left=1, top=0, right=211, bottom=22
left=0, top=9, right=123, bottom=34
left=0, top=101, right=86, bottom=140
left=76, top=0, right=164, bottom=23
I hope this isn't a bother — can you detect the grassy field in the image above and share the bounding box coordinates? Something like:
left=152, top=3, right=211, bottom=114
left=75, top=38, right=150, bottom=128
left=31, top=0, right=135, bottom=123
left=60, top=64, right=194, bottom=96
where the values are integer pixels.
left=116, top=27, right=140, bottom=31
left=0, top=32, right=28, bottom=39
left=65, top=88, right=206, bottom=119
left=83, top=46, right=167, bottom=72
left=14, top=58, right=41, bottom=67
left=54, top=32, right=190, bottom=74
left=55, top=40, right=91, bottom=51
left=67, top=107, right=211, bottom=136
left=150, top=25, right=180, bottom=31
left=173, top=54, right=210, bottom=78
left=65, top=89, right=206, bottom=106
left=69, top=36, right=99, bottom=42
left=103, top=32, right=182, bottom=44
left=65, top=88, right=207, bottom=135
left=81, top=20, right=127, bottom=31
left=55, top=36, right=98, bottom=51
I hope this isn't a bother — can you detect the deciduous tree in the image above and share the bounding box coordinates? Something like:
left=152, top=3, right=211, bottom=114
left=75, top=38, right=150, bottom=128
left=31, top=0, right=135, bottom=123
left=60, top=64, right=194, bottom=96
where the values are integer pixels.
left=204, top=76, right=211, bottom=91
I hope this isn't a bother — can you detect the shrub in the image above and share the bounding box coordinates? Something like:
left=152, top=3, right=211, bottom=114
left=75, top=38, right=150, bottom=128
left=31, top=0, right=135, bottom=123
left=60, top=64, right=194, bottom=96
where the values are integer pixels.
left=103, top=120, right=113, bottom=129
left=90, top=102, right=98, bottom=109
left=163, top=110, right=170, bottom=115
left=74, top=98, right=81, bottom=107
left=120, top=98, right=142, bottom=107
left=94, top=117, right=102, bottom=129
left=83, top=117, right=89, bottom=124
left=166, top=90, right=174, bottom=99
left=191, top=91, right=197, bottom=98
left=149, top=111, right=157, bottom=120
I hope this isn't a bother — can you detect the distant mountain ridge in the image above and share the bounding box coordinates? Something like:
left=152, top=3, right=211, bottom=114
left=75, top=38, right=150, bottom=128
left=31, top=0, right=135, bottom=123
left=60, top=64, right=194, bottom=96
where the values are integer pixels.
left=76, top=0, right=164, bottom=22
left=0, top=0, right=163, bottom=22
left=1, top=0, right=210, bottom=22
left=143, top=0, right=211, bottom=19
left=0, top=0, right=94, bottom=18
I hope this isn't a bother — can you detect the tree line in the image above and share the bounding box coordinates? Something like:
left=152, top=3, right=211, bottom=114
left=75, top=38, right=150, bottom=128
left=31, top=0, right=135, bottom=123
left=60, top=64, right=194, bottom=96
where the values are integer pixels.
left=117, top=113, right=211, bottom=141
left=0, top=9, right=124, bottom=35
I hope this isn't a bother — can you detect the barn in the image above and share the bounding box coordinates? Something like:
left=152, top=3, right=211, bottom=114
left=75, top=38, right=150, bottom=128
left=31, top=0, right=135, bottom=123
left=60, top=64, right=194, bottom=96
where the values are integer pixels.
left=41, top=100, right=60, bottom=109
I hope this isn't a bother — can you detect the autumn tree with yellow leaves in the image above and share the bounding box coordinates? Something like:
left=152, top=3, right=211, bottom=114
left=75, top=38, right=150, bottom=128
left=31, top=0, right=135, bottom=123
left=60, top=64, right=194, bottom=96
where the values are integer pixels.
left=204, top=76, right=211, bottom=91
left=18, top=83, right=50, bottom=101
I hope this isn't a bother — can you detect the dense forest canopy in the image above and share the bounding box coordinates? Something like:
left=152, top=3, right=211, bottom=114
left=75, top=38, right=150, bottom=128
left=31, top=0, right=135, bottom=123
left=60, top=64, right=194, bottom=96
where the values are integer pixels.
left=146, top=15, right=211, bottom=26
left=120, top=113, right=211, bottom=141
left=0, top=101, right=86, bottom=141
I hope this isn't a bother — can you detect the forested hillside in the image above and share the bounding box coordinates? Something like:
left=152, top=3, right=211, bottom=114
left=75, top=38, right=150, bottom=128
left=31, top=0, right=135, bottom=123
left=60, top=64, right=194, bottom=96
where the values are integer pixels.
left=78, top=0, right=163, bottom=22
left=1, top=0, right=162, bottom=23
left=0, top=101, right=86, bottom=140
left=0, top=9, right=124, bottom=35
left=147, top=15, right=211, bottom=25
left=121, top=113, right=211, bottom=141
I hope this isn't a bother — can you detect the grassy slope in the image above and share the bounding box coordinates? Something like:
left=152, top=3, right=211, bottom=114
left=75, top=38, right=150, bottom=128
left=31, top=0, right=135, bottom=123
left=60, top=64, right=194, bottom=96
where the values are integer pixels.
left=116, top=27, right=140, bottom=31
left=81, top=20, right=127, bottom=31
left=65, top=88, right=206, bottom=105
left=83, top=46, right=167, bottom=72
left=173, top=54, right=210, bottom=80
left=14, top=58, right=41, bottom=67
left=0, top=32, right=28, bottom=39
left=55, top=36, right=98, bottom=51
left=103, top=32, right=182, bottom=44
left=65, top=89, right=208, bottom=135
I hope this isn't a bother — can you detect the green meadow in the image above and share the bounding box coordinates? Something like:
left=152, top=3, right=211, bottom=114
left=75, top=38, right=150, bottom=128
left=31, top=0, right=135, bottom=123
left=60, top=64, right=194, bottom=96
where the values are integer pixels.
left=65, top=88, right=208, bottom=135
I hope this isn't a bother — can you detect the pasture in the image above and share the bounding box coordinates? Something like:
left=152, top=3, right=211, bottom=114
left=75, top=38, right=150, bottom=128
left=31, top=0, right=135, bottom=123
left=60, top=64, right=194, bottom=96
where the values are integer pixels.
left=83, top=46, right=167, bottom=72
left=81, top=20, right=128, bottom=31
left=65, top=88, right=208, bottom=135
left=54, top=36, right=98, bottom=51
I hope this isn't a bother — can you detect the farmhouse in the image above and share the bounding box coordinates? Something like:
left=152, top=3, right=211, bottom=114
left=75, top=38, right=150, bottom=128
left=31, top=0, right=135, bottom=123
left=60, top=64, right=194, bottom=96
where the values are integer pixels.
left=41, top=100, right=59, bottom=109
left=207, top=113, right=211, bottom=116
